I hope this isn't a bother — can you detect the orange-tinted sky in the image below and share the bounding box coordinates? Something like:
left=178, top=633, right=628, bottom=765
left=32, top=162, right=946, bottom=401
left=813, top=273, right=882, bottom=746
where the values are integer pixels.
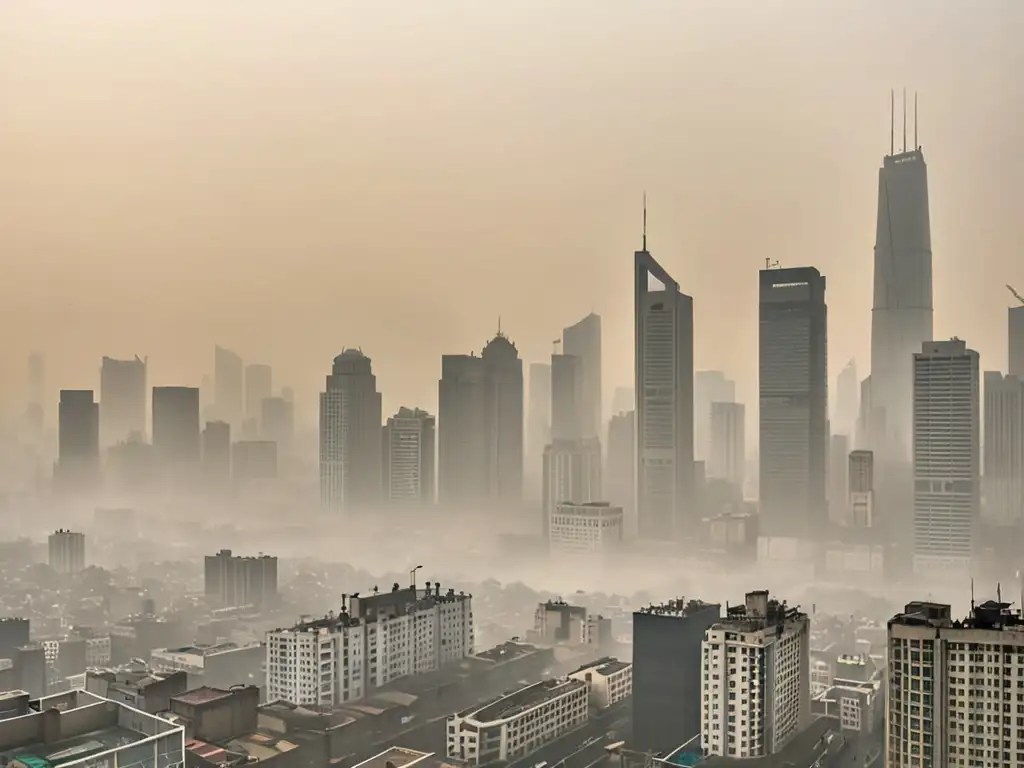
left=1, top=0, right=1021, bottom=428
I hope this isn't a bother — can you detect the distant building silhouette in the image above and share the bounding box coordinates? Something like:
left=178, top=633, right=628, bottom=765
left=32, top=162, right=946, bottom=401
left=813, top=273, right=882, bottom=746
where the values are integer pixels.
left=383, top=407, right=435, bottom=506
left=319, top=349, right=383, bottom=512
left=606, top=410, right=635, bottom=535
left=1011, top=305, right=1024, bottom=380
left=834, top=358, right=859, bottom=439
left=550, top=353, right=584, bottom=442
left=48, top=529, right=85, bottom=575
left=758, top=266, right=828, bottom=541
left=542, top=437, right=601, bottom=539
left=202, top=420, right=231, bottom=488
left=100, top=355, right=147, bottom=447
left=828, top=433, right=849, bottom=526
left=912, top=339, right=979, bottom=573
left=152, top=387, right=201, bottom=481
left=260, top=396, right=294, bottom=450
left=232, top=440, right=278, bottom=483
left=526, top=361, right=552, bottom=496
left=204, top=549, right=277, bottom=609
left=27, top=353, right=45, bottom=427
left=56, top=390, right=100, bottom=491
left=244, top=364, right=272, bottom=422
left=214, top=346, right=244, bottom=430
left=849, top=449, right=875, bottom=527
left=562, top=313, right=602, bottom=439
left=982, top=371, right=1023, bottom=527
left=694, top=371, right=735, bottom=464
left=708, top=402, right=745, bottom=489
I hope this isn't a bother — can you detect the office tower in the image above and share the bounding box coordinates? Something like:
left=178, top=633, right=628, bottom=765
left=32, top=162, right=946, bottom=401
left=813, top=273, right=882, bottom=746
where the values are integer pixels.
left=244, top=364, right=272, bottom=421
left=632, top=599, right=721, bottom=754
left=708, top=402, right=745, bottom=488
left=759, top=267, right=828, bottom=540
left=99, top=355, right=147, bottom=446
left=1011, top=303, right=1024, bottom=379
left=214, top=345, right=244, bottom=429
left=437, top=332, right=524, bottom=510
left=550, top=353, right=584, bottom=441
left=828, top=433, right=849, bottom=526
left=48, top=529, right=85, bottom=575
left=526, top=362, right=552, bottom=482
left=606, top=410, right=635, bottom=533
left=701, top=591, right=810, bottom=759
left=202, top=420, right=231, bottom=486
left=635, top=236, right=695, bottom=540
left=56, top=390, right=100, bottom=489
left=548, top=502, right=623, bottom=555
left=260, top=396, right=294, bottom=449
left=152, top=387, right=201, bottom=473
left=542, top=438, right=601, bottom=538
left=319, top=349, right=383, bottom=512
left=870, top=130, right=933, bottom=461
left=834, top=358, right=859, bottom=439
left=983, top=371, right=1024, bottom=526
left=232, top=440, right=278, bottom=482
left=562, top=312, right=602, bottom=439
left=611, top=387, right=634, bottom=416
left=912, top=339, right=979, bottom=571
left=266, top=584, right=473, bottom=707
left=886, top=599, right=1024, bottom=767
left=383, top=407, right=436, bottom=506
left=694, top=371, right=735, bottom=463
left=204, top=549, right=278, bottom=608
left=849, top=449, right=875, bottom=527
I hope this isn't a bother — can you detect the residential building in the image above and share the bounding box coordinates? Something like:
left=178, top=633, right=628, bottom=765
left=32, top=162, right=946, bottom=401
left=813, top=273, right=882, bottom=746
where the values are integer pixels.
left=849, top=450, right=875, bottom=528
left=983, top=371, right=1024, bottom=526
left=56, top=390, right=100, bottom=490
left=562, top=313, right=602, bottom=439
left=568, top=658, right=632, bottom=710
left=912, top=339, right=980, bottom=572
left=204, top=549, right=278, bottom=608
left=48, top=529, right=85, bottom=575
left=265, top=583, right=473, bottom=707
left=244, top=363, right=272, bottom=422
left=446, top=678, right=588, bottom=766
left=632, top=598, right=721, bottom=754
left=319, top=349, right=383, bottom=512
left=708, top=402, right=745, bottom=488
left=701, top=590, right=811, bottom=759
left=383, top=407, right=436, bottom=506
left=99, top=355, right=147, bottom=446
left=759, top=266, right=828, bottom=541
left=694, top=371, right=735, bottom=464
left=149, top=642, right=264, bottom=689
left=548, top=502, right=623, bottom=555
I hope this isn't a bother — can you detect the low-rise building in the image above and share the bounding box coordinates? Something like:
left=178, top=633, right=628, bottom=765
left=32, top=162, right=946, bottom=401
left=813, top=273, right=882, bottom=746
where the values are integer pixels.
left=446, top=678, right=588, bottom=766
left=529, top=600, right=611, bottom=648
left=549, top=502, right=623, bottom=555
left=151, top=642, right=264, bottom=689
left=568, top=658, right=632, bottom=710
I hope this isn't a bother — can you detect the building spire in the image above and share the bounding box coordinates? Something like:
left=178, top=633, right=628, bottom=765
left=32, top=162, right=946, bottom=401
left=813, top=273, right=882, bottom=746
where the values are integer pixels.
left=642, top=191, right=648, bottom=252
left=890, top=89, right=894, bottom=157
left=902, top=87, right=907, bottom=153
left=914, top=91, right=918, bottom=150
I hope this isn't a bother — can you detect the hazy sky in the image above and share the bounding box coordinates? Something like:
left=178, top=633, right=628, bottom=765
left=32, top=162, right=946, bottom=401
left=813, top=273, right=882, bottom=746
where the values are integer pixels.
left=1, top=0, right=1021, bottom=427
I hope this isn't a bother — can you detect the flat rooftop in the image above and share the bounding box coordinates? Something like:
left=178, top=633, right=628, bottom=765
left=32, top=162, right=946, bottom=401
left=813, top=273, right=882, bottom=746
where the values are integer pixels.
left=570, top=657, right=631, bottom=677
left=465, top=679, right=585, bottom=724
left=351, top=746, right=458, bottom=768
left=173, top=686, right=233, bottom=706
left=473, top=642, right=539, bottom=664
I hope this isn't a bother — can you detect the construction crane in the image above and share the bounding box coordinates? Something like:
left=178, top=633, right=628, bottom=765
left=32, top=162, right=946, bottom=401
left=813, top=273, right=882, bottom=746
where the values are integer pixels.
left=1007, top=285, right=1024, bottom=306
left=764, top=258, right=780, bottom=269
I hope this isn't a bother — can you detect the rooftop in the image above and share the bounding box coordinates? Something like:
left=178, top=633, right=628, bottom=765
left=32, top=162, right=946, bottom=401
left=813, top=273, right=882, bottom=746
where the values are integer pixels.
left=712, top=591, right=805, bottom=633
left=570, top=657, right=631, bottom=677
left=351, top=746, right=458, bottom=768
left=472, top=641, right=540, bottom=665
left=173, top=687, right=233, bottom=707
left=462, top=678, right=585, bottom=724
left=891, top=599, right=1024, bottom=632
left=636, top=598, right=719, bottom=619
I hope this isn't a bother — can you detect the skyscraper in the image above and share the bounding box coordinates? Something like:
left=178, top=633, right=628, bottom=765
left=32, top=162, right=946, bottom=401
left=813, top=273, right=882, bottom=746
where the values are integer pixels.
left=319, top=350, right=383, bottom=512
left=48, top=529, right=86, bottom=575
left=550, top=353, right=584, bottom=442
left=245, top=364, right=272, bottom=422
left=202, top=420, right=231, bottom=488
left=870, top=125, right=933, bottom=460
left=214, top=346, right=244, bottom=429
left=635, top=235, right=694, bottom=540
left=152, top=387, right=201, bottom=475
left=526, top=361, right=552, bottom=491
left=849, top=449, right=875, bottom=528
left=828, top=433, right=849, bottom=526
left=606, top=410, right=635, bottom=535
left=833, top=358, right=859, bottom=439
left=758, top=266, right=828, bottom=540
left=542, top=438, right=601, bottom=539
left=56, top=390, right=100, bottom=490
left=99, top=355, right=147, bottom=447
left=481, top=332, right=524, bottom=505
left=693, top=371, right=735, bottom=464
left=982, top=371, right=1024, bottom=527
left=261, top=396, right=294, bottom=449
left=383, top=407, right=436, bottom=506
left=912, top=339, right=979, bottom=572
left=708, top=402, right=745, bottom=488
left=1010, top=303, right=1024, bottom=379
left=562, top=313, right=602, bottom=439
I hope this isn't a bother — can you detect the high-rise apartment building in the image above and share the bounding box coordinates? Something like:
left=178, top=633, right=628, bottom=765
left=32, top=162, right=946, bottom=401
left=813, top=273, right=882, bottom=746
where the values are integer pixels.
left=849, top=449, right=875, bottom=527
left=1011, top=304, right=1024, bottom=379
left=202, top=420, right=231, bottom=487
left=152, top=387, right=201, bottom=475
left=694, top=371, right=735, bottom=464
left=204, top=549, right=277, bottom=608
left=701, top=591, right=810, bottom=760
left=319, top=350, right=383, bottom=512
left=551, top=353, right=584, bottom=442
left=635, top=243, right=694, bottom=540
left=606, top=410, right=635, bottom=533
left=886, top=599, right=1024, bottom=767
left=383, top=407, right=435, bottom=506
left=266, top=584, right=473, bottom=707
left=48, top=529, right=86, bottom=575
left=542, top=437, right=601, bottom=538
left=632, top=599, right=721, bottom=754
left=244, top=364, right=272, bottom=422
left=562, top=313, right=602, bottom=439
left=56, top=390, right=100, bottom=489
left=438, top=332, right=524, bottom=510
left=758, top=266, right=828, bottom=539
left=912, top=339, right=979, bottom=571
left=99, top=355, right=147, bottom=446
left=870, top=141, right=933, bottom=461
left=214, top=345, right=244, bottom=429
left=828, top=433, right=849, bottom=526
left=983, top=371, right=1024, bottom=527
left=708, top=402, right=745, bottom=488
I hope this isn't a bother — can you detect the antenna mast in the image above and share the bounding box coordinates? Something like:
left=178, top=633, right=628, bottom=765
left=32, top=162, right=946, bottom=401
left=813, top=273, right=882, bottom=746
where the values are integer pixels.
left=890, top=89, right=894, bottom=156
left=902, top=87, right=907, bottom=153
left=914, top=91, right=918, bottom=150
left=642, top=192, right=647, bottom=252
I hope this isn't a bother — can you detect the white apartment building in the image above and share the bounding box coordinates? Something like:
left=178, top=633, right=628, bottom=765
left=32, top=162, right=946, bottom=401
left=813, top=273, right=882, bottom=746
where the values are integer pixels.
left=701, top=590, right=810, bottom=760
left=887, top=599, right=1024, bottom=768
left=447, top=678, right=588, bottom=766
left=266, top=583, right=473, bottom=707
left=912, top=339, right=980, bottom=572
left=548, top=502, right=623, bottom=555
left=568, top=658, right=632, bottom=710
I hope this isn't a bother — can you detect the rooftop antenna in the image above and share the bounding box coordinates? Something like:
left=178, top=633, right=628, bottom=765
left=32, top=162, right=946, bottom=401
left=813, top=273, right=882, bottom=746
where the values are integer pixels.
left=971, top=577, right=975, bottom=612
left=642, top=191, right=648, bottom=252
left=890, top=89, right=894, bottom=156
left=497, top=316, right=502, bottom=337
left=914, top=91, right=918, bottom=150
left=902, top=87, right=907, bottom=153
left=998, top=582, right=1003, bottom=604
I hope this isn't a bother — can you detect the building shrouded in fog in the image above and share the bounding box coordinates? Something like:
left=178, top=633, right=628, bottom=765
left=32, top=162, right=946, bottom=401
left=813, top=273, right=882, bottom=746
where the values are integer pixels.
left=319, top=349, right=383, bottom=512
left=56, top=389, right=100, bottom=490
left=694, top=371, right=735, bottom=464
left=606, top=410, right=635, bottom=534
left=245, top=363, right=272, bottom=422
left=708, top=401, right=744, bottom=489
left=214, top=345, right=244, bottom=430
left=152, top=386, right=201, bottom=481
left=100, top=355, right=147, bottom=447
left=49, top=529, right=86, bottom=575
left=983, top=371, right=1024, bottom=528
left=261, top=396, right=294, bottom=449
left=204, top=549, right=277, bottom=608
left=383, top=407, right=435, bottom=506
left=562, top=312, right=602, bottom=440
left=526, top=361, right=552, bottom=494
left=438, top=331, right=523, bottom=511
left=202, top=420, right=231, bottom=487
left=849, top=449, right=875, bottom=528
